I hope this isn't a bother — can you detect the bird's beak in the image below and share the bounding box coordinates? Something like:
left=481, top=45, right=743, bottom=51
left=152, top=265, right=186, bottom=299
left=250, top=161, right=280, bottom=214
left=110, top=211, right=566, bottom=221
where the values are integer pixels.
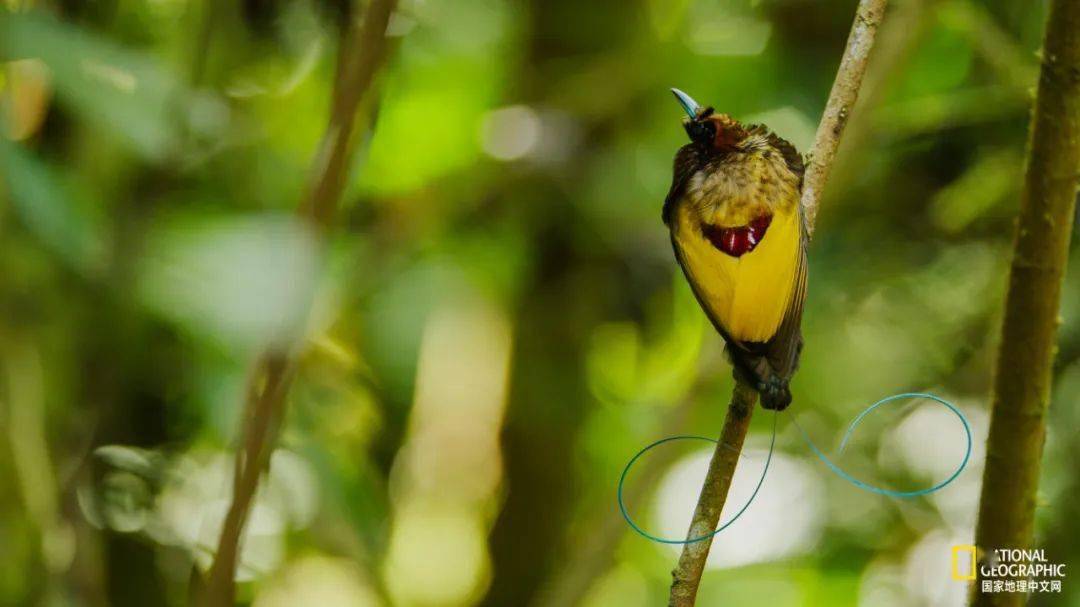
left=671, top=88, right=701, bottom=119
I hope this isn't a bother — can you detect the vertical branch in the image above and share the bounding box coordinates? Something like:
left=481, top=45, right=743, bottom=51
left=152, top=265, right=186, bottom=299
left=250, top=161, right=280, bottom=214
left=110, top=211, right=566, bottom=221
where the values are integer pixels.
left=972, top=0, right=1080, bottom=605
left=200, top=1, right=398, bottom=605
left=668, top=1, right=888, bottom=605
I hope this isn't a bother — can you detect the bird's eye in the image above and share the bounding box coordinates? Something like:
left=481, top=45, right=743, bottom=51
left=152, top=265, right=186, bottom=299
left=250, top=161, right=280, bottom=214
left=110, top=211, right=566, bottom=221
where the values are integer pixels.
left=685, top=120, right=716, bottom=146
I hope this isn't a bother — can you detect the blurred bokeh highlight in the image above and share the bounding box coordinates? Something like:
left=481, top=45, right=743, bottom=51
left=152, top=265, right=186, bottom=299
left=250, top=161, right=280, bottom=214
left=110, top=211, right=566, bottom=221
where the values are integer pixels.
left=1, top=0, right=1077, bottom=606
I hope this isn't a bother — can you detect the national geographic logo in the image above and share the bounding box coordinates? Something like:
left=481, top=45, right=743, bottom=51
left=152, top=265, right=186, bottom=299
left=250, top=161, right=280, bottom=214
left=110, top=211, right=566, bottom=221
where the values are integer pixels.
left=953, top=547, right=1066, bottom=595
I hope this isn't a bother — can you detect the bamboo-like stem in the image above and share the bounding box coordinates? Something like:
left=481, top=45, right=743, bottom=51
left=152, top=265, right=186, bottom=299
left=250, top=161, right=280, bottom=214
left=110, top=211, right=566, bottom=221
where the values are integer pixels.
left=200, top=1, right=398, bottom=605
left=667, top=1, right=888, bottom=604
left=534, top=395, right=697, bottom=607
left=971, top=0, right=1080, bottom=605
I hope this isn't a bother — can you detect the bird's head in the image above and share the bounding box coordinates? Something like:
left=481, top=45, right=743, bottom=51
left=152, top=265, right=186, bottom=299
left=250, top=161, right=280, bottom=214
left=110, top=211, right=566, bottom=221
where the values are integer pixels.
left=671, top=88, right=748, bottom=153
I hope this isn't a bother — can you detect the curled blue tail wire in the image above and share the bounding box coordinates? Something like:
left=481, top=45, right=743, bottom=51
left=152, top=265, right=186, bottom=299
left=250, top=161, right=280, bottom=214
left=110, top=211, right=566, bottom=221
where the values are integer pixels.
left=795, top=392, right=972, bottom=499
left=618, top=392, right=972, bottom=544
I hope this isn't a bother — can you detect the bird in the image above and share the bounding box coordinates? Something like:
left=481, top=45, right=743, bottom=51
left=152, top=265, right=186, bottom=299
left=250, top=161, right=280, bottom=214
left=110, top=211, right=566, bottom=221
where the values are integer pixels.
left=663, top=88, right=807, bottom=411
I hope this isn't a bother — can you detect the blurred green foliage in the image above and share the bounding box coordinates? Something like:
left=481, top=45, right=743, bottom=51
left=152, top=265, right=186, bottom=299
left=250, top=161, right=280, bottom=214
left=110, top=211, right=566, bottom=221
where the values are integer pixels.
left=1, top=1, right=1078, bottom=606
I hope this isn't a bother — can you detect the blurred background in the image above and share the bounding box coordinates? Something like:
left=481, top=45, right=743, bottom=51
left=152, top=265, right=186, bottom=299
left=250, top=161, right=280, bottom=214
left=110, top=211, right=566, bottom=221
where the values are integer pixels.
left=1, top=0, right=1078, bottom=605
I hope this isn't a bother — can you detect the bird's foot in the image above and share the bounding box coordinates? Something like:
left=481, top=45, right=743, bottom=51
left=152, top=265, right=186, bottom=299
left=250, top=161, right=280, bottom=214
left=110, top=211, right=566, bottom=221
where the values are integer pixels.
left=757, top=377, right=791, bottom=411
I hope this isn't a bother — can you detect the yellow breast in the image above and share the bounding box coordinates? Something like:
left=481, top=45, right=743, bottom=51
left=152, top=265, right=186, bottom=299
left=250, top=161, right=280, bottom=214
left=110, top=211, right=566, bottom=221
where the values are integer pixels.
left=673, top=202, right=801, bottom=343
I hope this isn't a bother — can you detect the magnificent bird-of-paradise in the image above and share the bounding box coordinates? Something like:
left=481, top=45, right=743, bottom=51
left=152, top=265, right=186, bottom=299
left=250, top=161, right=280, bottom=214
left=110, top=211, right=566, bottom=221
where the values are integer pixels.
left=664, top=88, right=807, bottom=410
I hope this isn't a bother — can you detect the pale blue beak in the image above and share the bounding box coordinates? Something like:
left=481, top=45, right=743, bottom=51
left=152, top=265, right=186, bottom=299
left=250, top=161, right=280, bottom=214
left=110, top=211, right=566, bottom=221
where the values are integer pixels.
left=671, top=88, right=701, bottom=119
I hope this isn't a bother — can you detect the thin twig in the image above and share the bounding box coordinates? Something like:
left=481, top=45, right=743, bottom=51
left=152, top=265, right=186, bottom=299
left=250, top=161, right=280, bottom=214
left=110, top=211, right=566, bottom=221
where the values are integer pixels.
left=668, top=382, right=757, bottom=606
left=801, top=0, right=890, bottom=238
left=200, top=1, right=398, bottom=605
left=668, top=1, right=888, bottom=605
left=971, top=0, right=1080, bottom=605
left=203, top=355, right=290, bottom=606
left=301, top=0, right=398, bottom=229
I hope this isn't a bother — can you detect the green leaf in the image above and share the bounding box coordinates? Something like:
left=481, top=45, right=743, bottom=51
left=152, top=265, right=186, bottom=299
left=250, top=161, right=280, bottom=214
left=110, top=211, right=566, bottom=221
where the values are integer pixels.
left=0, top=11, right=183, bottom=160
left=0, top=139, right=108, bottom=275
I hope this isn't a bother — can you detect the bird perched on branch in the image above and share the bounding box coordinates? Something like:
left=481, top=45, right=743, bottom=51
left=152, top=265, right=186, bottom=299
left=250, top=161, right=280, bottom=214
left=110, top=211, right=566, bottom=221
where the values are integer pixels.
left=663, top=88, right=807, bottom=410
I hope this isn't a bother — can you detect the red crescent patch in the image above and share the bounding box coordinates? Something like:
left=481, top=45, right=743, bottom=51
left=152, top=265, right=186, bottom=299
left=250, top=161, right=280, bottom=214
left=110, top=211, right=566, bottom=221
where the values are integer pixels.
left=701, top=214, right=773, bottom=257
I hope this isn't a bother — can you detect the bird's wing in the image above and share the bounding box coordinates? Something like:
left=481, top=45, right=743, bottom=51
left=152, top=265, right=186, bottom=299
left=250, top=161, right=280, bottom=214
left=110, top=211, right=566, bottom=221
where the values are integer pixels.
left=663, top=144, right=700, bottom=225
left=765, top=210, right=808, bottom=377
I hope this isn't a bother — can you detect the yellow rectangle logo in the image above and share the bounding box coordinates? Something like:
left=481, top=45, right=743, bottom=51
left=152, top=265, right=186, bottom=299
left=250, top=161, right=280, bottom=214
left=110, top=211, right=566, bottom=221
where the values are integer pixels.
left=953, top=545, right=977, bottom=580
